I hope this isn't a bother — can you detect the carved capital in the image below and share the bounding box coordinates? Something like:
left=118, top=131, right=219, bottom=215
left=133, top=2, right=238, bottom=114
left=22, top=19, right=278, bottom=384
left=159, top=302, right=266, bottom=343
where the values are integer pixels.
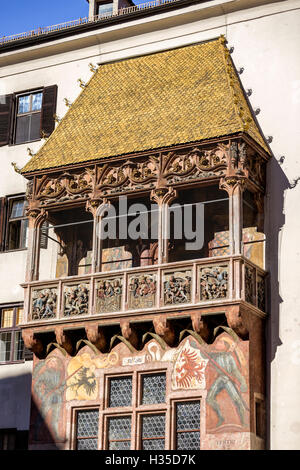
left=150, top=186, right=177, bottom=205
left=153, top=315, right=175, bottom=346
left=191, top=312, right=210, bottom=342
left=120, top=320, right=139, bottom=349
left=219, top=175, right=246, bottom=196
left=85, top=323, right=107, bottom=352
left=86, top=198, right=104, bottom=217
left=54, top=326, right=73, bottom=355
left=225, top=305, right=248, bottom=339
left=22, top=329, right=43, bottom=357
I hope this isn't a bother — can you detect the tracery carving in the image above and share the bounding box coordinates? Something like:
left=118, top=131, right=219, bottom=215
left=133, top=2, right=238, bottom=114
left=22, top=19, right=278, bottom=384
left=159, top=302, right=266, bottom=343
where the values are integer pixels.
left=98, top=157, right=158, bottom=196
left=31, top=288, right=57, bottom=320
left=257, top=275, right=266, bottom=312
left=245, top=265, right=255, bottom=305
left=63, top=283, right=89, bottom=317
left=199, top=266, right=228, bottom=300
left=162, top=145, right=228, bottom=185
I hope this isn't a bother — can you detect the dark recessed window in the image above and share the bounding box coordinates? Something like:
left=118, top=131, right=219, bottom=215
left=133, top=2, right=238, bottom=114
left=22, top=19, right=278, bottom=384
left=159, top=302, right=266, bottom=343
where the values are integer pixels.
left=15, top=91, right=43, bottom=144
left=6, top=197, right=28, bottom=251
left=0, top=305, right=24, bottom=363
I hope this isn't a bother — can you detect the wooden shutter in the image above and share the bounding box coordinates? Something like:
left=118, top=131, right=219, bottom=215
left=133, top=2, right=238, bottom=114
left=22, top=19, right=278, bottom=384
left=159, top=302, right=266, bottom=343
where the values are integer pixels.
left=40, top=221, right=49, bottom=249
left=0, top=197, right=7, bottom=252
left=0, top=94, right=14, bottom=146
left=40, top=85, right=57, bottom=137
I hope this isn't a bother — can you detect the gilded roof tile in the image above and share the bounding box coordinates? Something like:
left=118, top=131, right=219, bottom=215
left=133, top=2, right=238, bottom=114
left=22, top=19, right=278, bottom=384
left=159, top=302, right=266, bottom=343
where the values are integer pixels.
left=21, top=37, right=269, bottom=174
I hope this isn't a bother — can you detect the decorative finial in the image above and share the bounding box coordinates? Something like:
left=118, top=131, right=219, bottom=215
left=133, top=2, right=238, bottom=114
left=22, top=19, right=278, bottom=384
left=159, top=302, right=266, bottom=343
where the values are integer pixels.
left=53, top=113, right=61, bottom=123
left=266, top=136, right=273, bottom=143
left=278, top=156, right=285, bottom=165
left=238, top=67, right=244, bottom=74
left=27, top=147, right=34, bottom=157
left=11, top=162, right=21, bottom=174
left=246, top=89, right=252, bottom=96
left=77, top=78, right=87, bottom=89
left=89, top=63, right=97, bottom=73
left=254, top=108, right=261, bottom=115
left=229, top=46, right=234, bottom=53
left=64, top=98, right=71, bottom=107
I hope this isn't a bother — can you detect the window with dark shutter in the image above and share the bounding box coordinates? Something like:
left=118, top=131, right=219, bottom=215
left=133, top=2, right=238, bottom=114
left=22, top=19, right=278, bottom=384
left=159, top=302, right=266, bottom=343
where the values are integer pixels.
left=40, top=85, right=57, bottom=137
left=0, top=94, right=14, bottom=147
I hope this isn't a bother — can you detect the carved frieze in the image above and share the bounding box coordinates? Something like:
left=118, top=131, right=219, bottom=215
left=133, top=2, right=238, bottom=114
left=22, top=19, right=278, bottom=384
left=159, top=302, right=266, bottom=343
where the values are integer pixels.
left=98, top=157, right=158, bottom=196
left=31, top=288, right=57, bottom=320
left=163, top=270, right=192, bottom=305
left=63, top=283, right=89, bottom=317
left=162, top=145, right=228, bottom=185
left=96, top=278, right=123, bottom=313
left=35, top=169, right=94, bottom=206
left=128, top=274, right=157, bottom=310
left=199, top=266, right=228, bottom=300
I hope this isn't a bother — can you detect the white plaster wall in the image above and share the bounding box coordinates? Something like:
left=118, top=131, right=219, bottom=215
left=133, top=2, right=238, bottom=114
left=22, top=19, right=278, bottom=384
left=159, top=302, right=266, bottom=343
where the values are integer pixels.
left=0, top=0, right=299, bottom=448
left=0, top=361, right=32, bottom=430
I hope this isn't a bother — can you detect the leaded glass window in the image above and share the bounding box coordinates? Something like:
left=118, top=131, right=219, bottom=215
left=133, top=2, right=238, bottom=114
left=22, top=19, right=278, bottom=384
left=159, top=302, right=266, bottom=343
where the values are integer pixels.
left=141, top=414, right=165, bottom=450
left=176, top=401, right=200, bottom=450
left=109, top=376, right=132, bottom=408
left=107, top=416, right=131, bottom=450
left=141, top=373, right=166, bottom=405
left=76, top=409, right=99, bottom=450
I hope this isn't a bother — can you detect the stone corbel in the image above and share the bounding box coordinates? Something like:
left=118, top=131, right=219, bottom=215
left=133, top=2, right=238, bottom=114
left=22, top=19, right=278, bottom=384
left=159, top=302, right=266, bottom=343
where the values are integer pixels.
left=85, top=323, right=107, bottom=352
left=22, top=329, right=43, bottom=357
left=191, top=312, right=210, bottom=342
left=225, top=305, right=248, bottom=339
left=120, top=320, right=139, bottom=349
left=153, top=315, right=175, bottom=346
left=54, top=326, right=73, bottom=355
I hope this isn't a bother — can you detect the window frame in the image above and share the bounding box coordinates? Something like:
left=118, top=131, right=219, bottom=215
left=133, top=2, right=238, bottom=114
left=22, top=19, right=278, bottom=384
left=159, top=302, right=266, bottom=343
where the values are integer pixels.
left=3, top=194, right=28, bottom=252
left=13, top=88, right=44, bottom=145
left=70, top=364, right=204, bottom=450
left=0, top=302, right=25, bottom=365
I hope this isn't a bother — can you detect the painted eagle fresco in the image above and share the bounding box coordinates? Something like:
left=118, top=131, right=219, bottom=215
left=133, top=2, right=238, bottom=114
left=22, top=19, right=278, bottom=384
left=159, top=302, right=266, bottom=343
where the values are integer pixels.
left=173, top=342, right=208, bottom=389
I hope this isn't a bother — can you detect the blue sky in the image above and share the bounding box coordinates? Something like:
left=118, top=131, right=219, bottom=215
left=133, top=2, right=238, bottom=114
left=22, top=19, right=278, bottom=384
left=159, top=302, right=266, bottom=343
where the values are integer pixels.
left=0, top=0, right=145, bottom=38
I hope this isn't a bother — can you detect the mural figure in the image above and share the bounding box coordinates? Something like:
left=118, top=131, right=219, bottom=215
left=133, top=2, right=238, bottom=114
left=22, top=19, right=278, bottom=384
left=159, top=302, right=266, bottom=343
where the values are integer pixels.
left=206, top=336, right=248, bottom=427
left=164, top=273, right=191, bottom=305
left=32, top=355, right=65, bottom=442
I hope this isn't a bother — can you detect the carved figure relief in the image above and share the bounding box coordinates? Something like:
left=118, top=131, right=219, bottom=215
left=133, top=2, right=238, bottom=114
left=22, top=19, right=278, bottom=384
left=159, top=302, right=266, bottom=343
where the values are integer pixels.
left=31, top=288, right=57, bottom=320
left=128, top=274, right=157, bottom=310
left=96, top=278, right=122, bottom=313
left=63, top=283, right=89, bottom=317
left=199, top=266, right=228, bottom=300
left=99, top=157, right=158, bottom=196
left=163, top=271, right=192, bottom=305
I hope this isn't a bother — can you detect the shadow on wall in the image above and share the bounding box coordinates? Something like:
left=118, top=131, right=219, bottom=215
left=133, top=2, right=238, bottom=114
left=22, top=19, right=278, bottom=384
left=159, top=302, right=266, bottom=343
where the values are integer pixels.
left=265, top=156, right=291, bottom=449
left=0, top=371, right=32, bottom=450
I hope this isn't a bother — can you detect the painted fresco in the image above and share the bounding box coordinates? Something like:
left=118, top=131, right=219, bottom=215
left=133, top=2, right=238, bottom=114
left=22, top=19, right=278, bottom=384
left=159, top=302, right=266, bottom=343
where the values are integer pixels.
left=30, top=352, right=66, bottom=444
left=101, top=246, right=132, bottom=272
left=29, top=332, right=249, bottom=449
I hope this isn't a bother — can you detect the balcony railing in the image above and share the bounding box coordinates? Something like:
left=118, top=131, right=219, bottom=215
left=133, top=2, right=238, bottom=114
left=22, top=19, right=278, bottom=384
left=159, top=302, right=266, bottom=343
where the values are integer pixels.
left=21, top=255, right=267, bottom=326
left=0, top=0, right=182, bottom=46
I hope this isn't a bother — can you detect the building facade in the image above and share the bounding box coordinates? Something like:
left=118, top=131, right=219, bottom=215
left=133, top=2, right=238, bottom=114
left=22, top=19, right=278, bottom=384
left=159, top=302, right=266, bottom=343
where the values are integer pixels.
left=0, top=0, right=299, bottom=450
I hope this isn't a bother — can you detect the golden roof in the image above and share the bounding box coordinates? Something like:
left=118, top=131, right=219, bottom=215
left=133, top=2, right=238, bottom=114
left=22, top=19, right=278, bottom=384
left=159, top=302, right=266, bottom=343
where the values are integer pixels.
left=22, top=37, right=269, bottom=174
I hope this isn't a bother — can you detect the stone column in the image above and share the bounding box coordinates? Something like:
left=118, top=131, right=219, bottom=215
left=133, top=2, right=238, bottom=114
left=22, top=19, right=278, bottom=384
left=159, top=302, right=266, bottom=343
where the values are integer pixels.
left=150, top=187, right=177, bottom=264
left=86, top=198, right=110, bottom=273
left=220, top=176, right=245, bottom=256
